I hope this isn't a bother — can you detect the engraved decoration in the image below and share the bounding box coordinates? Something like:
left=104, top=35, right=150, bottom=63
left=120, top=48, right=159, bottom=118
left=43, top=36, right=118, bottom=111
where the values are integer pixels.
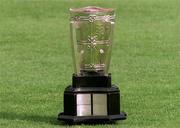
left=71, top=15, right=115, bottom=23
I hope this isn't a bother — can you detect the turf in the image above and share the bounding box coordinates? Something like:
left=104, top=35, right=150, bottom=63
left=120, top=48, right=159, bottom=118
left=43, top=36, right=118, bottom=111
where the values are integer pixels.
left=0, top=0, right=179, bottom=128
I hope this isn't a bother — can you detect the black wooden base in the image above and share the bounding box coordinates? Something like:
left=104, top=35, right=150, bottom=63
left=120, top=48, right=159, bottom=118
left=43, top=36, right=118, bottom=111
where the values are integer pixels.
left=58, top=74, right=127, bottom=124
left=58, top=85, right=127, bottom=124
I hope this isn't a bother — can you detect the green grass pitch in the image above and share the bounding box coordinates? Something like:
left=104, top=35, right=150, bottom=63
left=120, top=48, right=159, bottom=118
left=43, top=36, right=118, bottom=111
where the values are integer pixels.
left=0, top=0, right=179, bottom=127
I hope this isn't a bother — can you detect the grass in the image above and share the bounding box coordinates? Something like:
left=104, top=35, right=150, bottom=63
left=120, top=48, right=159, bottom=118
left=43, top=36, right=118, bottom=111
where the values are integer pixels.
left=0, top=0, right=179, bottom=127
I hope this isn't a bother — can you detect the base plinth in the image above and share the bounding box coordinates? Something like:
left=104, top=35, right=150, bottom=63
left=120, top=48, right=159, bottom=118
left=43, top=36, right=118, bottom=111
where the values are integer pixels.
left=58, top=112, right=126, bottom=123
left=58, top=85, right=127, bottom=124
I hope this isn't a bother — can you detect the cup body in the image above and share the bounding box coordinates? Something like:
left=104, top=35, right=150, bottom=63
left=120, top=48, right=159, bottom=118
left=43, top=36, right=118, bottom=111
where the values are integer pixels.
left=70, top=6, right=115, bottom=76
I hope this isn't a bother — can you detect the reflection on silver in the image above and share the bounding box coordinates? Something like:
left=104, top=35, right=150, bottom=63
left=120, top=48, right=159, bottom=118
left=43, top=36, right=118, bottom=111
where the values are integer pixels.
left=93, top=94, right=107, bottom=115
left=77, top=94, right=91, bottom=105
left=77, top=105, right=91, bottom=116
left=93, top=105, right=107, bottom=116
left=93, top=94, right=107, bottom=104
left=100, top=49, right=104, bottom=54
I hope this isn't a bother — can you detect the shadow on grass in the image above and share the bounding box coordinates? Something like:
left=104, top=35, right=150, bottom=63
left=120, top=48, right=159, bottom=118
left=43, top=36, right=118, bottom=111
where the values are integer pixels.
left=0, top=112, right=117, bottom=126
left=0, top=112, right=62, bottom=125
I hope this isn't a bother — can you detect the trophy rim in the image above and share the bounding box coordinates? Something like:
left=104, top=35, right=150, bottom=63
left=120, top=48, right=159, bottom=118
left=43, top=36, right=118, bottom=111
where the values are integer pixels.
left=69, top=6, right=114, bottom=14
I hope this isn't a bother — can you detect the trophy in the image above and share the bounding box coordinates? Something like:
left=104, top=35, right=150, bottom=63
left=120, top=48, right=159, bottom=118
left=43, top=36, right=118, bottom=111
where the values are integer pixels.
left=58, top=6, right=127, bottom=123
